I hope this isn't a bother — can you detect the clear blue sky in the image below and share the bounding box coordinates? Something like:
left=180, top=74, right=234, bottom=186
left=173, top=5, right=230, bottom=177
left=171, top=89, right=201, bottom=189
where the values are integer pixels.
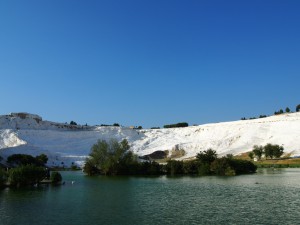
left=0, top=0, right=299, bottom=128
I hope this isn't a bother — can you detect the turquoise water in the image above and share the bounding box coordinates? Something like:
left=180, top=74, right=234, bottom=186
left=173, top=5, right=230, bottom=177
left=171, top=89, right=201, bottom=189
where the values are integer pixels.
left=1, top=169, right=300, bottom=225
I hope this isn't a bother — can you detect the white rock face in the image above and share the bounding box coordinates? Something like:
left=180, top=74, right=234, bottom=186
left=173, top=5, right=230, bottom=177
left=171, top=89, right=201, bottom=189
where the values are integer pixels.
left=0, top=112, right=300, bottom=167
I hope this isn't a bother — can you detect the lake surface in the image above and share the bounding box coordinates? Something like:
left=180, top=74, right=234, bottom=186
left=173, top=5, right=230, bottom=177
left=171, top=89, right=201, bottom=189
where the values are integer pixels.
left=1, top=169, right=300, bottom=225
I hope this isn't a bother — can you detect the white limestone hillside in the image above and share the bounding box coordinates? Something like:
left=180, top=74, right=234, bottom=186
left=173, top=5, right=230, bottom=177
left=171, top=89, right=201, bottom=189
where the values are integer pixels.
left=0, top=112, right=300, bottom=167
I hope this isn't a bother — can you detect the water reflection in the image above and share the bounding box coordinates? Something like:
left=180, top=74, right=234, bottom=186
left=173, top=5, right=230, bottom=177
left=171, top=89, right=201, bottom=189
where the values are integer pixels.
left=1, top=169, right=300, bottom=225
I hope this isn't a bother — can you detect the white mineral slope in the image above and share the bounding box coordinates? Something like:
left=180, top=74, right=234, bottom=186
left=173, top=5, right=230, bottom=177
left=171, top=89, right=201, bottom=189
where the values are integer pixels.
left=0, top=112, right=300, bottom=167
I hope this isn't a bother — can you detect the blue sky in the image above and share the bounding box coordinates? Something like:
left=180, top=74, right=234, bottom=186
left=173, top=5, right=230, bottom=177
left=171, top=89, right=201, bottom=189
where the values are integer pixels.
left=0, top=0, right=299, bottom=128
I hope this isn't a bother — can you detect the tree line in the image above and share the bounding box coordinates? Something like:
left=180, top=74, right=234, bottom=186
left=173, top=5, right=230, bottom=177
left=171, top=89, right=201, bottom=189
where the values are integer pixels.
left=163, top=122, right=189, bottom=128
left=83, top=139, right=257, bottom=176
left=0, top=154, right=62, bottom=188
left=248, top=144, right=284, bottom=160
left=241, top=104, right=300, bottom=120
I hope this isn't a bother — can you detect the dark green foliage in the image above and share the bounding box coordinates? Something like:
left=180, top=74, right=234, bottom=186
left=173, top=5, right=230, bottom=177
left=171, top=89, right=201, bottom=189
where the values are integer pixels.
left=241, top=117, right=246, bottom=120
left=182, top=160, right=199, bottom=174
left=196, top=149, right=217, bottom=165
left=85, top=142, right=257, bottom=176
left=296, top=104, right=300, bottom=112
left=166, top=160, right=184, bottom=175
left=137, top=161, right=162, bottom=175
left=35, top=154, right=48, bottom=165
left=210, top=156, right=256, bottom=176
left=285, top=107, right=290, bottom=113
left=197, top=163, right=211, bottom=175
left=264, top=143, right=284, bottom=159
left=8, top=165, right=46, bottom=187
left=163, top=122, right=188, bottom=128
left=83, top=160, right=100, bottom=176
left=84, top=139, right=138, bottom=175
left=228, top=159, right=257, bottom=174
left=50, top=171, right=62, bottom=184
left=84, top=139, right=165, bottom=176
left=7, top=154, right=48, bottom=167
left=210, top=157, right=234, bottom=176
left=259, top=115, right=267, bottom=118
left=274, top=109, right=284, bottom=115
left=252, top=145, right=264, bottom=160
left=70, top=121, right=77, bottom=125
left=0, top=168, right=7, bottom=187
left=150, top=127, right=160, bottom=129
left=248, top=152, right=254, bottom=159
left=101, top=123, right=121, bottom=127
left=250, top=143, right=284, bottom=160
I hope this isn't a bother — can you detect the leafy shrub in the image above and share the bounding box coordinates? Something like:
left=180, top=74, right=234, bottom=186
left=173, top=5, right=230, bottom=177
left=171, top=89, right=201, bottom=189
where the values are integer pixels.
left=8, top=165, right=46, bottom=187
left=164, top=122, right=188, bottom=128
left=50, top=171, right=62, bottom=184
left=7, top=154, right=48, bottom=167
left=166, top=160, right=184, bottom=175
left=0, top=168, right=7, bottom=187
left=70, top=121, right=77, bottom=125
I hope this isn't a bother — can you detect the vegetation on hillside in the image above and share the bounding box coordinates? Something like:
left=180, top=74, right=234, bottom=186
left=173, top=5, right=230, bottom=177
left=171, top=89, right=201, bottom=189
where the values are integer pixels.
left=248, top=144, right=284, bottom=160
left=241, top=103, right=299, bottom=120
left=1, top=153, right=62, bottom=188
left=84, top=139, right=257, bottom=176
left=164, top=122, right=189, bottom=128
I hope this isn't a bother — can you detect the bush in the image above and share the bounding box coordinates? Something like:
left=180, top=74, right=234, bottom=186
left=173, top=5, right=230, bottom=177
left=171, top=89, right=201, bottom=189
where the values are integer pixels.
left=264, top=143, right=284, bottom=159
left=211, top=157, right=233, bottom=176
left=296, top=104, right=300, bottom=112
left=166, top=160, right=184, bottom=175
left=7, top=154, right=48, bottom=167
left=0, top=168, right=7, bottom=187
left=228, top=159, right=257, bottom=174
left=84, top=139, right=136, bottom=175
left=70, top=121, right=77, bottom=125
left=50, top=172, right=62, bottom=184
left=8, top=165, right=46, bottom=187
left=164, top=122, right=188, bottom=128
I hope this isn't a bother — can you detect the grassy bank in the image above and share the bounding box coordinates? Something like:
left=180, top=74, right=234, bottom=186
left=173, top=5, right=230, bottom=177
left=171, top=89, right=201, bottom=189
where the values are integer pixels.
left=235, top=152, right=300, bottom=168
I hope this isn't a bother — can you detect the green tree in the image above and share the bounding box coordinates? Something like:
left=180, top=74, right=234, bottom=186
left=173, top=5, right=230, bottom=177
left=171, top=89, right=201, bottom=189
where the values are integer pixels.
left=296, top=104, right=300, bottom=112
left=7, top=154, right=48, bottom=167
left=35, top=154, right=48, bottom=165
left=196, top=149, right=217, bottom=175
left=50, top=171, right=62, bottom=184
left=164, top=122, right=189, bottom=128
left=83, top=139, right=137, bottom=175
left=196, top=149, right=217, bottom=164
left=264, top=143, right=284, bottom=159
left=228, top=159, right=257, bottom=174
left=252, top=145, right=264, bottom=160
left=0, top=168, right=7, bottom=187
left=210, top=157, right=234, bottom=176
left=70, top=121, right=77, bottom=125
left=285, top=107, right=290, bottom=113
left=166, top=160, right=184, bottom=175
left=248, top=152, right=254, bottom=160
left=8, top=165, right=46, bottom=187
